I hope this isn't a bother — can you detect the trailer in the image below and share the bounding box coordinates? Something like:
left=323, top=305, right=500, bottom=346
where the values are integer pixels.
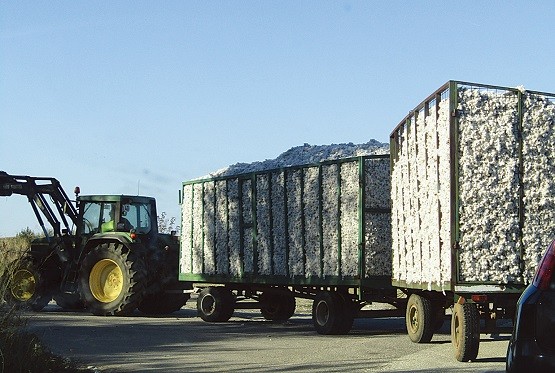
left=179, top=154, right=399, bottom=334
left=390, top=80, right=555, bottom=361
left=179, top=80, right=555, bottom=362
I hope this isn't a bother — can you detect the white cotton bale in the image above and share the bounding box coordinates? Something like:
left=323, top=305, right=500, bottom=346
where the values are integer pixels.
left=203, top=182, right=216, bottom=275
left=522, top=94, right=555, bottom=282
left=180, top=184, right=193, bottom=274
left=227, top=179, right=242, bottom=276
left=303, top=166, right=321, bottom=277
left=457, top=89, right=521, bottom=283
left=391, top=124, right=410, bottom=283
left=256, top=174, right=272, bottom=276
left=364, top=213, right=391, bottom=276
left=437, top=99, right=452, bottom=285
left=321, top=164, right=340, bottom=276
left=241, top=179, right=254, bottom=274
left=286, top=169, right=304, bottom=277
left=191, top=183, right=204, bottom=274
left=391, top=91, right=455, bottom=290
left=340, top=161, right=360, bottom=277
left=405, top=115, right=419, bottom=285
left=271, top=171, right=287, bottom=276
left=364, top=157, right=392, bottom=278
left=215, top=180, right=229, bottom=275
left=422, top=106, right=440, bottom=288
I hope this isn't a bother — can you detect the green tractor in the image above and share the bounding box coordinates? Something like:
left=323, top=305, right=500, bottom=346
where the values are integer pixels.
left=0, top=172, right=190, bottom=316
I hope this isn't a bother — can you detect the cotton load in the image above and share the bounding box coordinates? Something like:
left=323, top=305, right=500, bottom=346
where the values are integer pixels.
left=180, top=147, right=391, bottom=284
left=391, top=81, right=555, bottom=290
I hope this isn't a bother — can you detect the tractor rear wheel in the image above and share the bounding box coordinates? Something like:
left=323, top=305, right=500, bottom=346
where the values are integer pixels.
left=79, top=242, right=146, bottom=316
left=2, top=257, right=51, bottom=311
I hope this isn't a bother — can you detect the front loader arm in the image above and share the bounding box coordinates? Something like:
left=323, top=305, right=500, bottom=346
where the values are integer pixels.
left=0, top=171, right=79, bottom=239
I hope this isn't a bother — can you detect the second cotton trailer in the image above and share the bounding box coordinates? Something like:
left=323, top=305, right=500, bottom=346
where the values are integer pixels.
left=179, top=154, right=399, bottom=334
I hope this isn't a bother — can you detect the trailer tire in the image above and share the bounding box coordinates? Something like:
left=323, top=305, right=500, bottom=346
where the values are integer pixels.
left=260, top=292, right=296, bottom=321
left=79, top=242, right=146, bottom=316
left=312, top=291, right=350, bottom=335
left=197, top=287, right=235, bottom=322
left=406, top=293, right=434, bottom=343
left=336, top=292, right=356, bottom=334
left=2, top=257, right=52, bottom=311
left=451, top=302, right=480, bottom=362
left=138, top=292, right=190, bottom=315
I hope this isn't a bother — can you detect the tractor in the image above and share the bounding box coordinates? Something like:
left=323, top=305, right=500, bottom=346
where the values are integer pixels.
left=0, top=171, right=190, bottom=315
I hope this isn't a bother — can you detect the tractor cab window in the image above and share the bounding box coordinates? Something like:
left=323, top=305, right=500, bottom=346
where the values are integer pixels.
left=82, top=202, right=117, bottom=234
left=122, top=202, right=152, bottom=234
left=100, top=203, right=117, bottom=232
left=83, top=202, right=101, bottom=234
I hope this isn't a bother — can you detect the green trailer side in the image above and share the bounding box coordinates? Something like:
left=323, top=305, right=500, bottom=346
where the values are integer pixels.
left=179, top=155, right=392, bottom=292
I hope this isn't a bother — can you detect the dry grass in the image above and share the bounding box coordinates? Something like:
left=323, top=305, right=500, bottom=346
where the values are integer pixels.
left=0, top=233, right=92, bottom=373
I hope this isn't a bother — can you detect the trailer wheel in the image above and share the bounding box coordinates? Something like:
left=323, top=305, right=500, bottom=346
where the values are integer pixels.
left=79, top=242, right=146, bottom=316
left=2, top=257, right=52, bottom=311
left=406, top=293, right=434, bottom=343
left=451, top=302, right=480, bottom=362
left=335, top=292, right=356, bottom=334
left=197, top=287, right=235, bottom=322
left=312, top=291, right=351, bottom=335
left=260, top=292, right=296, bottom=321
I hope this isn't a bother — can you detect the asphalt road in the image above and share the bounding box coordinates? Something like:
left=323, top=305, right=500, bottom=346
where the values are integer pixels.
left=25, top=300, right=509, bottom=373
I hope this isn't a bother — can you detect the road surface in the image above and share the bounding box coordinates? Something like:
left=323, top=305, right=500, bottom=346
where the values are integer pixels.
left=26, top=300, right=509, bottom=372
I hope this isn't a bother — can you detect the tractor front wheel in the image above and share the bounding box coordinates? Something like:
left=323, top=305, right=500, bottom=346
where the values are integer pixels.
left=2, top=257, right=51, bottom=311
left=79, top=242, right=146, bottom=316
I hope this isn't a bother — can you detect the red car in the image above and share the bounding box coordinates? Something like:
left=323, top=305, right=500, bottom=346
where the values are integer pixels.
left=506, top=240, right=555, bottom=372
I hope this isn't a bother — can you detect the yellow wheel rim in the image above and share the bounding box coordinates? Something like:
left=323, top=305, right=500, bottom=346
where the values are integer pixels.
left=89, top=259, right=123, bottom=303
left=11, top=269, right=36, bottom=301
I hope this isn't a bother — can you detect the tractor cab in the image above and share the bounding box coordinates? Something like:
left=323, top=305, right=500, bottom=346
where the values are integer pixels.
left=77, top=195, right=159, bottom=239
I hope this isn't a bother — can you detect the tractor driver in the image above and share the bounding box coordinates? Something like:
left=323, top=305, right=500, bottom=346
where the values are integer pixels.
left=101, top=204, right=134, bottom=233
left=100, top=204, right=116, bottom=233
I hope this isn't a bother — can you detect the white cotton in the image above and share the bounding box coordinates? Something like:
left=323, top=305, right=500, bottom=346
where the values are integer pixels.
left=392, top=84, right=555, bottom=288
left=181, top=140, right=391, bottom=281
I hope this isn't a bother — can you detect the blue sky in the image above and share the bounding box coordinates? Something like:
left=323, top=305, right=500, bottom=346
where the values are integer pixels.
left=1, top=1, right=555, bottom=236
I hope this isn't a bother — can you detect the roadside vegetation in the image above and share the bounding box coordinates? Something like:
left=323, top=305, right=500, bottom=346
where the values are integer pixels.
left=0, top=229, right=91, bottom=373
